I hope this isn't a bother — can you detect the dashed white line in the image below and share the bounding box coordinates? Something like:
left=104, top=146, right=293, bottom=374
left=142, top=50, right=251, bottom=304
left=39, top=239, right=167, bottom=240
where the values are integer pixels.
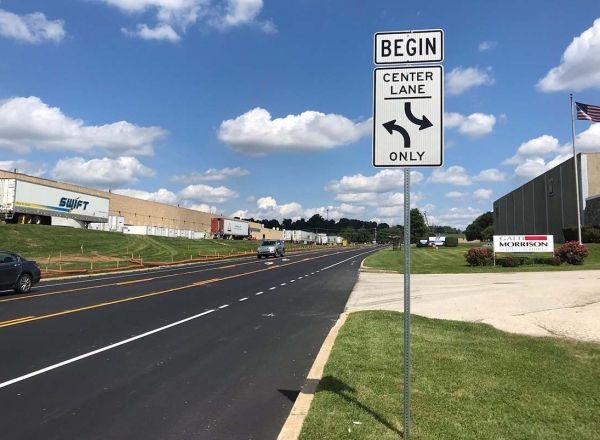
left=311, top=272, right=315, bottom=275
left=269, top=287, right=276, bottom=290
left=290, top=280, right=295, bottom=283
left=298, top=277, right=303, bottom=279
left=0, top=309, right=216, bottom=390
left=239, top=297, right=248, bottom=302
left=281, top=283, right=286, bottom=286
left=218, top=304, right=229, bottom=309
left=256, top=292, right=263, bottom=295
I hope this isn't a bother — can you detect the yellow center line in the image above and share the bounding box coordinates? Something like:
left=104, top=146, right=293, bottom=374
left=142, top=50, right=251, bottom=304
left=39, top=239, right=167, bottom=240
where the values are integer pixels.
left=115, top=278, right=155, bottom=286
left=0, top=248, right=365, bottom=329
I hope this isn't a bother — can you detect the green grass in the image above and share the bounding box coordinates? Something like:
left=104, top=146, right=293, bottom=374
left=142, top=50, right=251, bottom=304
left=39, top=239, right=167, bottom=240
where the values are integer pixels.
left=300, top=311, right=600, bottom=440
left=363, top=243, right=600, bottom=274
left=0, top=224, right=312, bottom=271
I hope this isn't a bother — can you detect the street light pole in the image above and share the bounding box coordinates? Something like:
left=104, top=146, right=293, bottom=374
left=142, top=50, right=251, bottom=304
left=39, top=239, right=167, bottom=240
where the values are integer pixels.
left=326, top=208, right=329, bottom=239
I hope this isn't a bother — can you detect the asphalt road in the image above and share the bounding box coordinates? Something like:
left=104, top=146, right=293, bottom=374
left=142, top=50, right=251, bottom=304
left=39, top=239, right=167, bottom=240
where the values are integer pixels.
left=0, top=245, right=381, bottom=440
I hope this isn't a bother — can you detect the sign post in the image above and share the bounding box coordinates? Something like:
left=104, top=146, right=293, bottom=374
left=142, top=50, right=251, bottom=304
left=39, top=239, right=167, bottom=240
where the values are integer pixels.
left=373, top=29, right=444, bottom=438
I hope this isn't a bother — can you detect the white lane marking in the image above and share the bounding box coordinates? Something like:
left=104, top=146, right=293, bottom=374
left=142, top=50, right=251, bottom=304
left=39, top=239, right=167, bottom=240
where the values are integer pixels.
left=321, top=248, right=379, bottom=271
left=311, top=272, right=315, bottom=275
left=281, top=283, right=286, bottom=286
left=218, top=304, right=229, bottom=309
left=290, top=280, right=295, bottom=283
left=316, top=270, right=320, bottom=273
left=255, top=291, right=263, bottom=295
left=239, top=297, right=248, bottom=302
left=298, top=277, right=303, bottom=279
left=269, top=287, right=276, bottom=290
left=0, top=309, right=216, bottom=390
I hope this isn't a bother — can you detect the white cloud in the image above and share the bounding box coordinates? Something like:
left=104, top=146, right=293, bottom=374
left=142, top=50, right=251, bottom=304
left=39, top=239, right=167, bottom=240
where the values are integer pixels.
left=513, top=155, right=571, bottom=180
left=472, top=188, right=493, bottom=202
left=0, top=96, right=167, bottom=156
left=233, top=196, right=304, bottom=220
left=445, top=191, right=468, bottom=200
left=444, top=112, right=496, bottom=138
left=105, top=0, right=275, bottom=42
left=503, top=135, right=563, bottom=165
left=325, top=169, right=423, bottom=194
left=178, top=184, right=239, bottom=204
left=0, top=159, right=47, bottom=177
left=537, top=18, right=600, bottom=92
left=574, top=123, right=600, bottom=152
left=478, top=41, right=497, bottom=51
left=422, top=203, right=435, bottom=212
left=0, top=6, right=65, bottom=43
left=122, top=23, right=180, bottom=42
left=473, top=168, right=506, bottom=182
left=432, top=207, right=483, bottom=229
left=445, top=66, right=494, bottom=95
left=51, top=157, right=155, bottom=188
left=218, top=107, right=371, bottom=156
left=113, top=188, right=179, bottom=205
left=334, top=191, right=422, bottom=208
left=246, top=195, right=255, bottom=202
left=186, top=203, right=218, bottom=213
left=170, top=167, right=249, bottom=182
left=427, top=166, right=472, bottom=186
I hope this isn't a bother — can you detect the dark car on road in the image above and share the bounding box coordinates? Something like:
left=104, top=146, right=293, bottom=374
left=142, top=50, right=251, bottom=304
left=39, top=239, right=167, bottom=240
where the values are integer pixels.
left=0, top=250, right=41, bottom=294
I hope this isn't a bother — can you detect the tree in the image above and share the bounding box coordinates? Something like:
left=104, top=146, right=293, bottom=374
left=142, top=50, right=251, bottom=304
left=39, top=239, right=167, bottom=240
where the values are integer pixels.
left=465, top=212, right=494, bottom=241
left=409, top=208, right=428, bottom=244
left=282, top=218, right=293, bottom=230
left=481, top=225, right=494, bottom=242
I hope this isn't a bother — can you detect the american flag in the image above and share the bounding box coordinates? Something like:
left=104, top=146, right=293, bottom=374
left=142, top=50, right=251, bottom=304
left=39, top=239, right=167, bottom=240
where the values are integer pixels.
left=576, top=102, right=600, bottom=123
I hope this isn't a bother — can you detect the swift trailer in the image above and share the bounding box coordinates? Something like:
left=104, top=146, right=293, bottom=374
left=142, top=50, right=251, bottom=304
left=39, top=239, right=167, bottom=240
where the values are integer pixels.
left=0, top=179, right=109, bottom=228
left=211, top=218, right=250, bottom=240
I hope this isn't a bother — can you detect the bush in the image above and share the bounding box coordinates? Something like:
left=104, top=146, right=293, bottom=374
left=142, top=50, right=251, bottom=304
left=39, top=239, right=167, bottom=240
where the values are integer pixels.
left=544, top=257, right=562, bottom=266
left=563, top=226, right=600, bottom=243
left=497, top=257, right=521, bottom=267
left=554, top=241, right=590, bottom=265
left=464, top=247, right=494, bottom=266
left=519, top=257, right=535, bottom=266
left=444, top=237, right=459, bottom=247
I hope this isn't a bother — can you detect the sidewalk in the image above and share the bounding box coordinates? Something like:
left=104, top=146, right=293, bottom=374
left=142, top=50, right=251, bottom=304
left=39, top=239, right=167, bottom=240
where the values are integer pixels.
left=347, top=270, right=600, bottom=343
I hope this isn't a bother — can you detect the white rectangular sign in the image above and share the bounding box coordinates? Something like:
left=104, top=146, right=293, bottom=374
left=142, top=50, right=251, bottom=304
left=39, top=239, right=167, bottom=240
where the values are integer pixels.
left=373, top=66, right=443, bottom=167
left=374, top=30, right=444, bottom=65
left=493, top=235, right=555, bottom=253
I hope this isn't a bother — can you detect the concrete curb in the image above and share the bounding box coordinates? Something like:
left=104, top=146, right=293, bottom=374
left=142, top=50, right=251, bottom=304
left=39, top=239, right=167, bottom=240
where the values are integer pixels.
left=277, top=312, right=349, bottom=440
left=358, top=252, right=398, bottom=274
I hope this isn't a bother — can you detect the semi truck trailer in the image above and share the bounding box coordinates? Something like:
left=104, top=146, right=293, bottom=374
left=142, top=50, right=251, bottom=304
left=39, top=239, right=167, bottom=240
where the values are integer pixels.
left=0, top=178, right=110, bottom=228
left=211, top=218, right=250, bottom=240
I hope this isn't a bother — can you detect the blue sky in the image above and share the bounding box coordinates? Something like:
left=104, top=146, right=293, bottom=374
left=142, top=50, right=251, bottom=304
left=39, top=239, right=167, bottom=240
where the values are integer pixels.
left=1, top=0, right=599, bottom=229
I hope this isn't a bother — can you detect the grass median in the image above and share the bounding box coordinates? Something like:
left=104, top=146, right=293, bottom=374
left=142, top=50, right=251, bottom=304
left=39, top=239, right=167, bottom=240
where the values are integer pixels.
left=363, top=243, right=600, bottom=274
left=299, top=311, right=600, bottom=440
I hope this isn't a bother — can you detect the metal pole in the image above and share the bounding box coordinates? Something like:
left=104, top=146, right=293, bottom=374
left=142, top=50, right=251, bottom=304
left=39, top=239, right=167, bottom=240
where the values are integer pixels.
left=403, top=167, right=411, bottom=438
left=570, top=94, right=583, bottom=245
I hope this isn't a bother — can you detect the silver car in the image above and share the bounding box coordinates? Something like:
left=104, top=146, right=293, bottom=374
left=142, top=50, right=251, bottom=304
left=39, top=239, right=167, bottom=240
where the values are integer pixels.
left=257, top=240, right=285, bottom=258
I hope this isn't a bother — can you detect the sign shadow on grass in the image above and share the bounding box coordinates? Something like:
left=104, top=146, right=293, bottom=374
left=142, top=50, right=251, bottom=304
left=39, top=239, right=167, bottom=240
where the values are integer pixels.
left=317, top=375, right=404, bottom=437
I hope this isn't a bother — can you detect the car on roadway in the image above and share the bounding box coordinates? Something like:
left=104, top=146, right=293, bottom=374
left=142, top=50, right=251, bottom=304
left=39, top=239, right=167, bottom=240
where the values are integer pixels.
left=257, top=240, right=285, bottom=259
left=0, top=250, right=41, bottom=294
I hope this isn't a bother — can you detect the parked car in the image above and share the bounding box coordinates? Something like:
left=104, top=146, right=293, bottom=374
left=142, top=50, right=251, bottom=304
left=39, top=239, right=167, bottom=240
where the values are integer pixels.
left=0, top=250, right=41, bottom=294
left=257, top=240, right=285, bottom=258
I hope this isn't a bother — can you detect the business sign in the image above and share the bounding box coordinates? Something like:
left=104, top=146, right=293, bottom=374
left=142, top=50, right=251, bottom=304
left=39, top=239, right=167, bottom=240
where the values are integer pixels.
left=374, top=29, right=444, bottom=65
left=373, top=65, right=443, bottom=167
left=493, top=235, right=555, bottom=253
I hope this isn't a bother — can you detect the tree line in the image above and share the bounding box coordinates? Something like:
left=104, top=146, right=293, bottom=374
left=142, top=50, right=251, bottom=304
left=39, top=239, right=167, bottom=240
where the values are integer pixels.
left=237, top=210, right=464, bottom=244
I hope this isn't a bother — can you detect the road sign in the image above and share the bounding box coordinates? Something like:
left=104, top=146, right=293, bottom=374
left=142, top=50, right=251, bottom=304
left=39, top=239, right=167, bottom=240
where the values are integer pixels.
left=374, top=29, right=443, bottom=65
left=373, top=65, right=444, bottom=167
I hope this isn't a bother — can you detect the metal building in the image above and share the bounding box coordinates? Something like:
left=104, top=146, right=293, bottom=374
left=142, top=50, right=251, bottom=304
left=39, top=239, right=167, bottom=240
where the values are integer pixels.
left=493, top=152, right=600, bottom=243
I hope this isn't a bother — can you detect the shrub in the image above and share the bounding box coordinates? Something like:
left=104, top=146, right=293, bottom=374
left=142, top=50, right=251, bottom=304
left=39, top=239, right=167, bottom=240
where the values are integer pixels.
left=444, top=237, right=459, bottom=247
left=497, top=257, right=521, bottom=267
left=518, top=257, right=535, bottom=266
left=544, top=257, right=562, bottom=266
left=464, top=247, right=494, bottom=266
left=563, top=226, right=600, bottom=243
left=554, top=241, right=590, bottom=265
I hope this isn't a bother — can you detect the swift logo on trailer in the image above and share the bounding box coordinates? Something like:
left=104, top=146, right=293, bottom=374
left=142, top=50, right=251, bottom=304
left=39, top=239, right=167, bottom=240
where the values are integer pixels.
left=493, top=235, right=554, bottom=253
left=59, top=197, right=90, bottom=212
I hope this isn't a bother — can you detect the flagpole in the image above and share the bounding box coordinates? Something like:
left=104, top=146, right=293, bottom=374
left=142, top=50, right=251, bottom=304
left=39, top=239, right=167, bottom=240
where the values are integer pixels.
left=571, top=93, right=583, bottom=245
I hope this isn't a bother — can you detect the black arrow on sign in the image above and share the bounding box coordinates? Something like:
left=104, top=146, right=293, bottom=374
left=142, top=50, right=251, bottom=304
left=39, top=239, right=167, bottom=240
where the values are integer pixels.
left=405, top=102, right=433, bottom=130
left=383, top=120, right=411, bottom=149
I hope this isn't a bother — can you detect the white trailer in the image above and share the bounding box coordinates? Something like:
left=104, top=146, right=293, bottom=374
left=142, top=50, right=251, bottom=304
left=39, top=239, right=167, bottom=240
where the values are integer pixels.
left=211, top=218, right=250, bottom=240
left=0, top=178, right=109, bottom=228
left=123, top=225, right=152, bottom=235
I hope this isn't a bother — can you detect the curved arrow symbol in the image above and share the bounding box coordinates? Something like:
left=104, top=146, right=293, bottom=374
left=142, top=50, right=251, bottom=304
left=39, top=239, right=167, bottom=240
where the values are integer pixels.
left=405, top=102, right=433, bottom=130
left=383, top=120, right=411, bottom=149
